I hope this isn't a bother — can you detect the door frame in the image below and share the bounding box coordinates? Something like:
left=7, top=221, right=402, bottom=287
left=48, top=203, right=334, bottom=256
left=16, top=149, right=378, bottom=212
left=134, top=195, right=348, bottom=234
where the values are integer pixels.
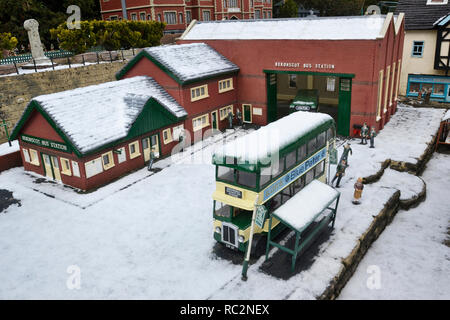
left=211, top=110, right=219, bottom=130
left=242, top=104, right=252, bottom=123
left=41, top=152, right=55, bottom=180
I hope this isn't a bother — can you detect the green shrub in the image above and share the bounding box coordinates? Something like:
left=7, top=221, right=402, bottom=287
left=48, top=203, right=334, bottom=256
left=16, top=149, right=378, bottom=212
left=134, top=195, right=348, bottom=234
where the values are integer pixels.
left=0, top=33, right=18, bottom=59
left=51, top=20, right=165, bottom=54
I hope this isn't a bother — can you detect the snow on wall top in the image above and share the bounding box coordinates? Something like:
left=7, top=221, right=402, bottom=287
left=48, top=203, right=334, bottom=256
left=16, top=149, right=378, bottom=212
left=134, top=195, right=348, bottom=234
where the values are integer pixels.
left=144, top=43, right=239, bottom=83
left=273, top=179, right=339, bottom=231
left=30, top=76, right=187, bottom=154
left=443, top=109, right=450, bottom=121
left=213, top=111, right=333, bottom=163
left=182, top=16, right=389, bottom=41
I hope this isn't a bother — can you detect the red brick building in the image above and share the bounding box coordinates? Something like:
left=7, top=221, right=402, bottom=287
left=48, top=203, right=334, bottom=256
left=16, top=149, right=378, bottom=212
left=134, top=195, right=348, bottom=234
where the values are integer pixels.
left=179, top=14, right=405, bottom=136
left=99, top=0, right=273, bottom=33
left=10, top=44, right=239, bottom=190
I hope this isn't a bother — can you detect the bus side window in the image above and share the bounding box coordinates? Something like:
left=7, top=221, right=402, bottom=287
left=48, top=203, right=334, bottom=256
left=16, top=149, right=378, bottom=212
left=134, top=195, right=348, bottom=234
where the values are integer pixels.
left=260, top=167, right=271, bottom=188
left=327, top=127, right=335, bottom=141
left=271, top=156, right=285, bottom=178
left=306, top=169, right=314, bottom=185
left=308, top=138, right=317, bottom=155
left=285, top=150, right=296, bottom=169
left=317, top=132, right=326, bottom=148
left=315, top=160, right=325, bottom=177
left=297, top=145, right=306, bottom=162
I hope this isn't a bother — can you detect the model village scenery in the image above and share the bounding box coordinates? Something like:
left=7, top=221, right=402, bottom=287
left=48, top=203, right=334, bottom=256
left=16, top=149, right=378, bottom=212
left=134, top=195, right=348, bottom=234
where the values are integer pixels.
left=0, top=0, right=448, bottom=301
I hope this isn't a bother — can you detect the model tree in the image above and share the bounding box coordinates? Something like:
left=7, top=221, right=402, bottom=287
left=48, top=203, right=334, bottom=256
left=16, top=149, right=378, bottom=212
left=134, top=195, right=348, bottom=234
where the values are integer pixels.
left=0, top=106, right=12, bottom=146
left=0, top=32, right=18, bottom=58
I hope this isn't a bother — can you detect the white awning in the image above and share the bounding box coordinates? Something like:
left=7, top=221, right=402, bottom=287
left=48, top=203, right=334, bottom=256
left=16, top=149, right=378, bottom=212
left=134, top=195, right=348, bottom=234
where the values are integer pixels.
left=272, top=180, right=340, bottom=232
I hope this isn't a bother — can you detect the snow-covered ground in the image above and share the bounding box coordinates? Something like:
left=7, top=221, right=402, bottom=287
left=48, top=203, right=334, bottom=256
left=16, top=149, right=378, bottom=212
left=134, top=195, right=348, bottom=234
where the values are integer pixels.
left=0, top=105, right=447, bottom=299
left=339, top=153, right=450, bottom=300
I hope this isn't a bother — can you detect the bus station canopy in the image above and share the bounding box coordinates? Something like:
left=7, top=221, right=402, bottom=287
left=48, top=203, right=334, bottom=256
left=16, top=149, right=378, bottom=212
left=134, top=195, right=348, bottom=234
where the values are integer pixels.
left=272, top=180, right=339, bottom=233
left=265, top=180, right=340, bottom=273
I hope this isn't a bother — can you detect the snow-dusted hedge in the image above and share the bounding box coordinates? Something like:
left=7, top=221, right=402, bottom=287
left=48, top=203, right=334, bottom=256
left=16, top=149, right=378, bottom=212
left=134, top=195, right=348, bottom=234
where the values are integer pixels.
left=50, top=20, right=166, bottom=54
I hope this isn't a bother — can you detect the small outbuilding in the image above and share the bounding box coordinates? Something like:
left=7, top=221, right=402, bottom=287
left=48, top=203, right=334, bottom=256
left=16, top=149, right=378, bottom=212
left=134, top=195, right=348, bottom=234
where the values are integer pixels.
left=10, top=76, right=187, bottom=190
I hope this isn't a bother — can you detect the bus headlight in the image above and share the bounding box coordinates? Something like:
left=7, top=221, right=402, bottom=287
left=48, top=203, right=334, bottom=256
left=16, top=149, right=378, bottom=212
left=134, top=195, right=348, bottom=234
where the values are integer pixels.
left=215, top=227, right=221, bottom=233
left=238, top=236, right=245, bottom=243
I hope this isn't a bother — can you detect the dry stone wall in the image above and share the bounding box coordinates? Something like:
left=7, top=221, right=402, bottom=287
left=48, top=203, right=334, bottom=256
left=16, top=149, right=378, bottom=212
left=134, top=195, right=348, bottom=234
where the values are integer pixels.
left=0, top=61, right=127, bottom=143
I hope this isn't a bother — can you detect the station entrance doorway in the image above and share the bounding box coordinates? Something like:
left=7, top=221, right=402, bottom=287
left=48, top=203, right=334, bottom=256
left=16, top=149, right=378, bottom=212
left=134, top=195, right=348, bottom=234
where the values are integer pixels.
left=266, top=71, right=353, bottom=136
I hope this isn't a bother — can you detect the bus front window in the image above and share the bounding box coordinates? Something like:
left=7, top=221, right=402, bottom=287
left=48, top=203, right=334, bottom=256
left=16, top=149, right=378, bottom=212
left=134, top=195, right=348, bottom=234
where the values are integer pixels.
left=236, top=170, right=256, bottom=188
left=217, top=166, right=234, bottom=183
left=215, top=201, right=231, bottom=218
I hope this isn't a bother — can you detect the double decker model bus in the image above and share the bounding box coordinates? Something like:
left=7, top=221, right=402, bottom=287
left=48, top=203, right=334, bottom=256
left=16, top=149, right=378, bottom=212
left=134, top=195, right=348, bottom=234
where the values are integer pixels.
left=212, top=111, right=336, bottom=255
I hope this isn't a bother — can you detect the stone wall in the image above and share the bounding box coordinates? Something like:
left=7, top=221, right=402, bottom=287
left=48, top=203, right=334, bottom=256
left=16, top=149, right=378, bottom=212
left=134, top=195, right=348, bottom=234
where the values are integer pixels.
left=0, top=61, right=127, bottom=144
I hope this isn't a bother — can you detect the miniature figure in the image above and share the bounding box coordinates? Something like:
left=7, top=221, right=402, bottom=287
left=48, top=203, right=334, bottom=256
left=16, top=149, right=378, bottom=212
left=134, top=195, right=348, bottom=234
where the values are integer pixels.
left=147, top=147, right=158, bottom=171
left=360, top=122, right=369, bottom=145
left=179, top=128, right=185, bottom=152
left=369, top=126, right=377, bottom=148
left=236, top=108, right=243, bottom=126
left=331, top=159, right=347, bottom=188
left=340, top=142, right=353, bottom=166
left=227, top=111, right=234, bottom=129
left=352, top=177, right=364, bottom=204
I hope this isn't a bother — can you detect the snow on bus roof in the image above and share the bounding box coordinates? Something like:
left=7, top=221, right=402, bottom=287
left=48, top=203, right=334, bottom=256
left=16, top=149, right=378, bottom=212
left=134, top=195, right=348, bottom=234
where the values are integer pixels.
left=144, top=43, right=239, bottom=83
left=213, top=111, right=333, bottom=164
left=273, top=180, right=339, bottom=232
left=182, top=16, right=389, bottom=41
left=29, top=76, right=187, bottom=154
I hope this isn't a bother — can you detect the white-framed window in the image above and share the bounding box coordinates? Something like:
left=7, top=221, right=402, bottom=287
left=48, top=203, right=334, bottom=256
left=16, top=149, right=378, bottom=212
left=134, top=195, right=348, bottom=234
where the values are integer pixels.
left=60, top=157, right=72, bottom=176
left=229, top=0, right=238, bottom=7
left=412, top=41, right=424, bottom=57
left=186, top=11, right=192, bottom=24
left=157, top=14, right=162, bottom=22
left=129, top=141, right=141, bottom=159
left=376, top=69, right=384, bottom=121
left=190, top=84, right=209, bottom=101
left=164, top=12, right=177, bottom=24
left=148, top=14, right=152, bottom=21
left=202, top=10, right=211, bottom=21
left=109, top=15, right=118, bottom=21
left=172, top=124, right=184, bottom=140
left=179, top=13, right=183, bottom=24
left=384, top=65, right=390, bottom=113
left=131, top=13, right=137, bottom=21
left=22, top=148, right=31, bottom=163
left=255, top=10, right=261, bottom=19
left=218, top=78, right=233, bottom=93
left=140, top=12, right=146, bottom=20
left=220, top=105, right=233, bottom=120
left=102, top=151, right=115, bottom=170
left=192, top=114, right=210, bottom=131
left=288, top=74, right=297, bottom=88
left=162, top=128, right=173, bottom=144
left=327, top=77, right=336, bottom=92
left=389, top=62, right=396, bottom=106
left=395, top=59, right=401, bottom=100
left=71, top=160, right=80, bottom=177
left=29, top=148, right=40, bottom=166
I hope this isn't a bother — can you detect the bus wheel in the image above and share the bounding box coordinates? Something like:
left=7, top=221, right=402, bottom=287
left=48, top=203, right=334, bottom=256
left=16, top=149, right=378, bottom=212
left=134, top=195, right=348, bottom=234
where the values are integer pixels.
left=250, top=234, right=267, bottom=258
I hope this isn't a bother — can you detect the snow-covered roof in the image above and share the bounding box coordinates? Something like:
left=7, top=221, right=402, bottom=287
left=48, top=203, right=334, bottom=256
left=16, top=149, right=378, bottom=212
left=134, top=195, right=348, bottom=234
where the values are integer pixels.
left=19, top=76, right=187, bottom=155
left=213, top=111, right=334, bottom=164
left=273, top=180, right=339, bottom=231
left=143, top=43, right=239, bottom=83
left=181, top=16, right=390, bottom=41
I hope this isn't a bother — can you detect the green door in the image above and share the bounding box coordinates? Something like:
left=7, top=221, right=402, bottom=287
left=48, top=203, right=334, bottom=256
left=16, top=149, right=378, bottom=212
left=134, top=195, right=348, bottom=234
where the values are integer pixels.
left=338, top=78, right=352, bottom=136
left=243, top=104, right=252, bottom=123
left=266, top=73, right=277, bottom=123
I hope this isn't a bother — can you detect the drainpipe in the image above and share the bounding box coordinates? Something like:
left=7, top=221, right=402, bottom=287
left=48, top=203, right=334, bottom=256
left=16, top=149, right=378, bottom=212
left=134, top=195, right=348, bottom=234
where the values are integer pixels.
left=121, top=0, right=128, bottom=20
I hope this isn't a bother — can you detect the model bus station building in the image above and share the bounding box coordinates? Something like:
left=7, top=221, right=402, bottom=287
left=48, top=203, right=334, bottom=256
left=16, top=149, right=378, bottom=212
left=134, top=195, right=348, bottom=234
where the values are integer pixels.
left=10, top=14, right=406, bottom=190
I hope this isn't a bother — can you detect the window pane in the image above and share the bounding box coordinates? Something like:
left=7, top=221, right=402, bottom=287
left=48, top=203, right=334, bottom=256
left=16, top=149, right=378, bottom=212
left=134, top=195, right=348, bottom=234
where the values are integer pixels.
left=422, top=83, right=432, bottom=92
left=260, top=168, right=271, bottom=187
left=297, top=144, right=306, bottom=161
left=409, top=82, right=420, bottom=93
left=315, top=160, right=325, bottom=177
left=285, top=150, right=296, bottom=169
left=433, top=84, right=445, bottom=95
left=308, top=138, right=317, bottom=155
left=218, top=166, right=234, bottom=182
left=236, top=170, right=256, bottom=188
left=215, top=201, right=231, bottom=218
left=317, top=132, right=326, bottom=148
left=306, top=169, right=314, bottom=184
left=103, top=155, right=110, bottom=165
